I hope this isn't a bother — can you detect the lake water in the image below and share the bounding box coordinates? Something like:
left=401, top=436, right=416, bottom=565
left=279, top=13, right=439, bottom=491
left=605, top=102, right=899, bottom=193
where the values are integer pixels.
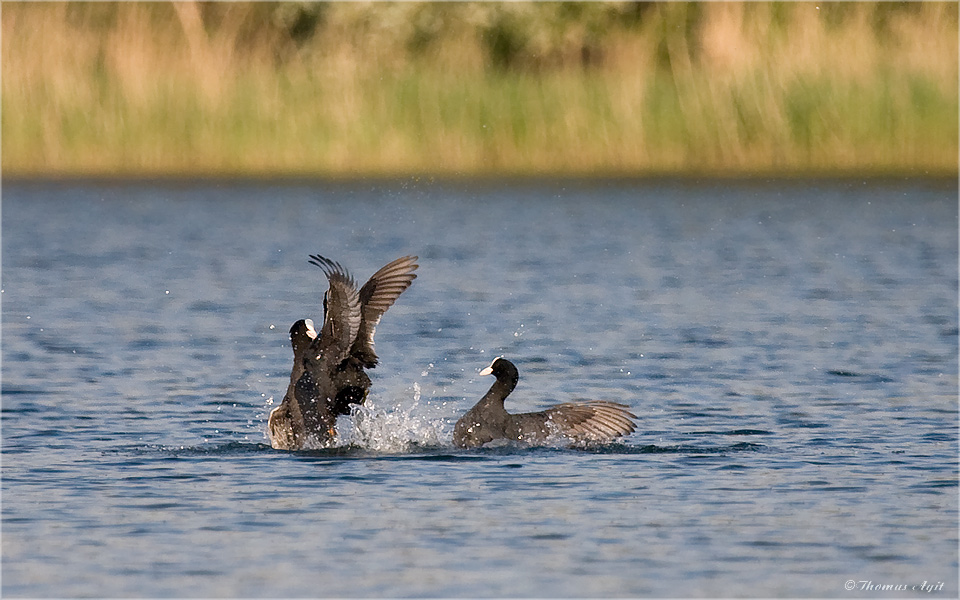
left=2, top=178, right=957, bottom=597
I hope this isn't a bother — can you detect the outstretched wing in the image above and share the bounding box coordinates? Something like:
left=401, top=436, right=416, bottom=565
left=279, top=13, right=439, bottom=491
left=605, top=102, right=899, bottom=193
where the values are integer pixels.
left=538, top=401, right=637, bottom=443
left=352, top=255, right=419, bottom=367
left=308, top=255, right=362, bottom=364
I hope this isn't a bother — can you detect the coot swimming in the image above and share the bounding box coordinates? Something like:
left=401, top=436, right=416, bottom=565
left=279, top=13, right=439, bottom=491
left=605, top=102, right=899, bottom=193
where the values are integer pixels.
left=453, top=357, right=637, bottom=448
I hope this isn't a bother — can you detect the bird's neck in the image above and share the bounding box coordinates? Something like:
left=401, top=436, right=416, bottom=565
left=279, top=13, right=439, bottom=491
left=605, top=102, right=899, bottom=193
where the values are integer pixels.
left=480, top=372, right=517, bottom=411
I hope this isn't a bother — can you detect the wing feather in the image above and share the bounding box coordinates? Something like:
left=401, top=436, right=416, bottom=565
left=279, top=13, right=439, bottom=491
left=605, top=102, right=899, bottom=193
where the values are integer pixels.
left=540, top=400, right=637, bottom=442
left=353, top=255, right=419, bottom=367
left=308, top=255, right=361, bottom=363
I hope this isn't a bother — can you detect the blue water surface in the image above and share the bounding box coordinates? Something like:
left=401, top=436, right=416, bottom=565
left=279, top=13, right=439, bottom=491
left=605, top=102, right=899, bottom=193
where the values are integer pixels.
left=2, top=178, right=957, bottom=597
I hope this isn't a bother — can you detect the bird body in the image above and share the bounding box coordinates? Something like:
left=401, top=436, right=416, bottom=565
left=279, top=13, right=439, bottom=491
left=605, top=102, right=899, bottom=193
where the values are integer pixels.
left=268, top=318, right=317, bottom=449
left=453, top=357, right=637, bottom=448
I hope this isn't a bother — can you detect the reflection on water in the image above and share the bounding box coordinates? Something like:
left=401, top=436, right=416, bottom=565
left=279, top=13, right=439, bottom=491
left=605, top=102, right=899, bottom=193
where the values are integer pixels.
left=2, top=178, right=957, bottom=597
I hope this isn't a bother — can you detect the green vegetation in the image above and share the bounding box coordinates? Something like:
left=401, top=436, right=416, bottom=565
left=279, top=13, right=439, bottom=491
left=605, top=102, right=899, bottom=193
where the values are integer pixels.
left=3, top=2, right=957, bottom=177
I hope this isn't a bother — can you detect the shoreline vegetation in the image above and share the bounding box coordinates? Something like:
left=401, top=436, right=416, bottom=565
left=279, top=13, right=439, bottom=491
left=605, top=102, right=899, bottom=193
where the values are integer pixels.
left=3, top=2, right=957, bottom=178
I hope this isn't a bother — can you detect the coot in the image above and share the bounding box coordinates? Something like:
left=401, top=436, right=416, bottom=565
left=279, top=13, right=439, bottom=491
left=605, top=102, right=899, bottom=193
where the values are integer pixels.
left=267, top=319, right=317, bottom=450
left=453, top=357, right=637, bottom=448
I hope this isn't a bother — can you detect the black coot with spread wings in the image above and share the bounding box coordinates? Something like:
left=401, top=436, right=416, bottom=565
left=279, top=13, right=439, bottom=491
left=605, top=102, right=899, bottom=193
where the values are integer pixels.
left=453, top=357, right=637, bottom=448
left=269, top=255, right=418, bottom=450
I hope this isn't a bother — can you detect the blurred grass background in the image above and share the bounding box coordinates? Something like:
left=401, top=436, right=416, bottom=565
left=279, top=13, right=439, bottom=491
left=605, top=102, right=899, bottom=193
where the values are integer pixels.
left=3, top=1, right=957, bottom=177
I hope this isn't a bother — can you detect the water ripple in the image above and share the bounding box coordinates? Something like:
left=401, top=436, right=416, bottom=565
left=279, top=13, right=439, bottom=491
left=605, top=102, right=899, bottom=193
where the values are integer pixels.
left=2, top=179, right=956, bottom=598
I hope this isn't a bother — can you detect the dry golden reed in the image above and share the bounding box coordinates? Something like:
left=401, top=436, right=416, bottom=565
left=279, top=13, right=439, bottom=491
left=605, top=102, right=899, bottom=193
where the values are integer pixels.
left=3, top=2, right=957, bottom=177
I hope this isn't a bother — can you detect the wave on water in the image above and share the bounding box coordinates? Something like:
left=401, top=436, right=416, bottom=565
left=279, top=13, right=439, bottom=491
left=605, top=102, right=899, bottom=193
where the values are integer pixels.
left=110, top=439, right=767, bottom=459
left=111, top=384, right=769, bottom=457
left=590, top=441, right=767, bottom=454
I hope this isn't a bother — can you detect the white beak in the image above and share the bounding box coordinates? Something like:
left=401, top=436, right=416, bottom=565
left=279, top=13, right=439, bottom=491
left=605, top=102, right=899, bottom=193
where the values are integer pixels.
left=479, top=366, right=493, bottom=376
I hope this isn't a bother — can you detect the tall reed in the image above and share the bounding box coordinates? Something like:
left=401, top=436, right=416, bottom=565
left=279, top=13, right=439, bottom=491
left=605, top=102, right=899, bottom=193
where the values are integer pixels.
left=3, top=2, right=956, bottom=177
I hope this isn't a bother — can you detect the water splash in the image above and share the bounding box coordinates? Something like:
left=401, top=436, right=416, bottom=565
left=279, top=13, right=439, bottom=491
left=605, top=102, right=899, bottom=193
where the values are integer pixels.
left=335, top=382, right=449, bottom=452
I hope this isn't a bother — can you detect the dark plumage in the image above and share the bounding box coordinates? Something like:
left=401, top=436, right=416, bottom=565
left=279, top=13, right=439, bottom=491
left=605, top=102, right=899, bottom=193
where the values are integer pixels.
left=269, top=255, right=418, bottom=450
left=305, top=255, right=419, bottom=412
left=453, top=357, right=637, bottom=448
left=268, top=319, right=317, bottom=450
left=310, top=254, right=420, bottom=370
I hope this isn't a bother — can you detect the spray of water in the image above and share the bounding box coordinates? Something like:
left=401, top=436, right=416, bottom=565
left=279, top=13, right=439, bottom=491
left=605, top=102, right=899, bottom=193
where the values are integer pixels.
left=334, top=382, right=449, bottom=452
